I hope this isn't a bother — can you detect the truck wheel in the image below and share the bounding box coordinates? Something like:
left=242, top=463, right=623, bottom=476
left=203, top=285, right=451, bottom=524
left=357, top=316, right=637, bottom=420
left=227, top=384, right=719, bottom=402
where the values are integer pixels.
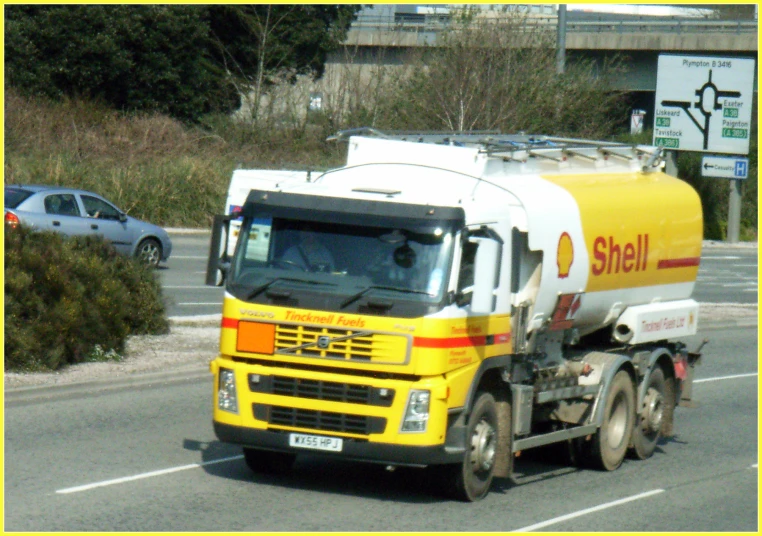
left=243, top=447, right=296, bottom=475
left=629, top=366, right=667, bottom=460
left=587, top=370, right=635, bottom=471
left=445, top=392, right=499, bottom=501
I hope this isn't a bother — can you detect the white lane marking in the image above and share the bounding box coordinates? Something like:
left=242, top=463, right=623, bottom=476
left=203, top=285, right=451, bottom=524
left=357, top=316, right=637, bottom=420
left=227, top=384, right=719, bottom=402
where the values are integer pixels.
left=751, top=464, right=758, bottom=469
left=513, top=489, right=665, bottom=532
left=170, top=256, right=208, bottom=259
left=694, top=372, right=758, bottom=384
left=56, top=455, right=244, bottom=494
left=178, top=303, right=222, bottom=306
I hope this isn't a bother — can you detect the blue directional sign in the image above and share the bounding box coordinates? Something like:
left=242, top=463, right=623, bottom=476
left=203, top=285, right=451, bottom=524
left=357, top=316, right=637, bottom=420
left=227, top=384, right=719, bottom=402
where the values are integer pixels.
left=701, top=155, right=749, bottom=179
left=734, top=160, right=748, bottom=178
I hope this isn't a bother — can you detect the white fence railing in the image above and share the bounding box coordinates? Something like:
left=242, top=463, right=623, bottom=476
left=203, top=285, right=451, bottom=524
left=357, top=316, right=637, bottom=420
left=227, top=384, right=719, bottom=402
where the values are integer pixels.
left=350, top=15, right=757, bottom=35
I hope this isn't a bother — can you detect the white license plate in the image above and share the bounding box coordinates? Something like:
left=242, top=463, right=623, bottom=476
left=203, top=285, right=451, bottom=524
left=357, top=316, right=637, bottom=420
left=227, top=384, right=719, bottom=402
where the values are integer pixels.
left=288, top=433, right=343, bottom=452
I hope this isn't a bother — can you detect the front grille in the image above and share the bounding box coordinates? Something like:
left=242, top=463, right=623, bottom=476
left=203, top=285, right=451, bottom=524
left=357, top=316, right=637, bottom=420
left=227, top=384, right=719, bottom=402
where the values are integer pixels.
left=274, top=324, right=410, bottom=365
left=274, top=375, right=369, bottom=402
left=249, top=374, right=395, bottom=407
left=254, top=404, right=386, bottom=435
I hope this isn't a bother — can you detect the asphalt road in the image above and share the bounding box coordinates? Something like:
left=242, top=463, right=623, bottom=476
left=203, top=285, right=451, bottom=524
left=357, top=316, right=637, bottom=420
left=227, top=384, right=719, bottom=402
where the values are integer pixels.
left=160, top=232, right=758, bottom=318
left=4, top=325, right=757, bottom=531
left=5, top=232, right=757, bottom=530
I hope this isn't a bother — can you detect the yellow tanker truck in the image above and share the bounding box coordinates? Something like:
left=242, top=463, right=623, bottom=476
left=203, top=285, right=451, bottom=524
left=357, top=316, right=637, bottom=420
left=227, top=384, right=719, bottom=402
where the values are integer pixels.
left=206, top=129, right=704, bottom=501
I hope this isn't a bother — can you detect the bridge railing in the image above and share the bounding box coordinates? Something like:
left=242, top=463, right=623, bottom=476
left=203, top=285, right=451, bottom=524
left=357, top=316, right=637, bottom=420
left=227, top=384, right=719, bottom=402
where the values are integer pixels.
left=350, top=15, right=758, bottom=35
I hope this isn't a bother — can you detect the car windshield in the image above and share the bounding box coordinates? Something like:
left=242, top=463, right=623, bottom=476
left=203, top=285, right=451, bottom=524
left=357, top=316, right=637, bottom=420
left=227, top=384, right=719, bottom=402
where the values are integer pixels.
left=228, top=215, right=454, bottom=315
left=4, top=187, right=34, bottom=209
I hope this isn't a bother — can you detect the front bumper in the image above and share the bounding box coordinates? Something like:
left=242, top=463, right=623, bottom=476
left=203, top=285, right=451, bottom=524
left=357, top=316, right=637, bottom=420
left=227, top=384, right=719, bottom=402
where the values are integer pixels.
left=214, top=421, right=466, bottom=467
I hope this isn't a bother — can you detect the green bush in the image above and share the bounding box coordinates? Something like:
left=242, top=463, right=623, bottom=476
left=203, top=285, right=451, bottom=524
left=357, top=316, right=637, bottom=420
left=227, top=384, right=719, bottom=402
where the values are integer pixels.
left=4, top=225, right=169, bottom=372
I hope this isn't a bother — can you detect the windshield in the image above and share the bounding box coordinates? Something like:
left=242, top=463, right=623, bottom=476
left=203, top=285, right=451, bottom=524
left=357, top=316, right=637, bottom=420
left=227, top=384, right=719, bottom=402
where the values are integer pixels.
left=228, top=215, right=455, bottom=316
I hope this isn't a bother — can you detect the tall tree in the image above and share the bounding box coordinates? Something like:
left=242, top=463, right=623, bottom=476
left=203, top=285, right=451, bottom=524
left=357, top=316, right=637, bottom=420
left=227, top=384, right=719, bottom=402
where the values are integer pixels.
left=205, top=5, right=360, bottom=119
left=4, top=5, right=360, bottom=121
left=374, top=8, right=627, bottom=138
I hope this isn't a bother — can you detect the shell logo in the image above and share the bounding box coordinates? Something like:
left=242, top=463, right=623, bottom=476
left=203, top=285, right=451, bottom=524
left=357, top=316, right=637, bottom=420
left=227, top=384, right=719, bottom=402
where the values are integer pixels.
left=557, top=232, right=574, bottom=279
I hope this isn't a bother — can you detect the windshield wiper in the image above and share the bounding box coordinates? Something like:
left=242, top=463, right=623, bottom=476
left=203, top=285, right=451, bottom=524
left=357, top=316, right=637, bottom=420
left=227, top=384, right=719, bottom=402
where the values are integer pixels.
left=247, top=277, right=334, bottom=300
left=340, top=285, right=434, bottom=309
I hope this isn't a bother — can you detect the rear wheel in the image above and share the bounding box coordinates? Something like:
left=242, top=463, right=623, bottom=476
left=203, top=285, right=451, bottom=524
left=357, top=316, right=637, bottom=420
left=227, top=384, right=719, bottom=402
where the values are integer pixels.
left=581, top=370, right=635, bottom=471
left=136, top=238, right=162, bottom=267
left=243, top=448, right=296, bottom=475
left=629, top=366, right=667, bottom=460
left=437, top=392, right=499, bottom=502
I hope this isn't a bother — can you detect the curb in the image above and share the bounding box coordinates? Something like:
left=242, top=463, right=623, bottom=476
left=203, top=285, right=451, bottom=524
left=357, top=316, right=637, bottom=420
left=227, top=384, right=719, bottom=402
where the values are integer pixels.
left=166, top=228, right=211, bottom=235
left=702, top=240, right=758, bottom=249
left=5, top=366, right=210, bottom=406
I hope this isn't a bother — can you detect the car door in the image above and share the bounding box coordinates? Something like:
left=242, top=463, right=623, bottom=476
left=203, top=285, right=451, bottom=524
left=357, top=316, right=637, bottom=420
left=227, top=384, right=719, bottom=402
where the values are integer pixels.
left=79, top=194, right=135, bottom=255
left=33, top=193, right=93, bottom=237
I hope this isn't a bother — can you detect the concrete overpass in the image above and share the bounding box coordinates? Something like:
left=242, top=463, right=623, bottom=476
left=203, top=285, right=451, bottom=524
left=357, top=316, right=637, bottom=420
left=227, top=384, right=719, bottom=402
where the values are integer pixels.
left=332, top=16, right=757, bottom=92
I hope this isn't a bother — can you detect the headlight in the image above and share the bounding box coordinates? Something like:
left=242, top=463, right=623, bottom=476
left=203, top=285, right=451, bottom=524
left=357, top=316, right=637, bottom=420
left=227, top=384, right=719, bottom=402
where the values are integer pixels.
left=218, top=368, right=239, bottom=414
left=401, top=389, right=430, bottom=433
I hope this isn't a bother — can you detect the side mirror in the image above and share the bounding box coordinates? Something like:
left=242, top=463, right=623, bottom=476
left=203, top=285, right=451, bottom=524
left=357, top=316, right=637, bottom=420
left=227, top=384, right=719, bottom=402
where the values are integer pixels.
left=470, top=237, right=500, bottom=314
left=206, top=214, right=233, bottom=286
left=119, top=213, right=128, bottom=223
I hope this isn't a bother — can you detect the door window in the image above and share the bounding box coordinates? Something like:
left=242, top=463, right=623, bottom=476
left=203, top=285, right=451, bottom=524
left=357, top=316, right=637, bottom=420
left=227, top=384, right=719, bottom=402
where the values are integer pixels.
left=81, top=195, right=121, bottom=220
left=44, top=194, right=80, bottom=217
left=457, top=228, right=494, bottom=306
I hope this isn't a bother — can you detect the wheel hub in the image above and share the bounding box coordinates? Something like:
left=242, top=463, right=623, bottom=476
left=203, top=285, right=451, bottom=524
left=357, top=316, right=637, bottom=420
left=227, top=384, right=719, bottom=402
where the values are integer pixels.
left=642, top=387, right=664, bottom=434
left=470, top=419, right=496, bottom=473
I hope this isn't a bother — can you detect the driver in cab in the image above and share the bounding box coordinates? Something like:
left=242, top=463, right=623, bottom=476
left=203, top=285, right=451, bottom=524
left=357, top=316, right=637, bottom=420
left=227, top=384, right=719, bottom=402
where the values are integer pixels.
left=282, top=227, right=335, bottom=273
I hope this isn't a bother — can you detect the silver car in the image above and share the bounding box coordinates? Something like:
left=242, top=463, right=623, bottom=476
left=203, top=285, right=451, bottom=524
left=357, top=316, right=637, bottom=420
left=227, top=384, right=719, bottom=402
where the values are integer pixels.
left=4, top=185, right=172, bottom=267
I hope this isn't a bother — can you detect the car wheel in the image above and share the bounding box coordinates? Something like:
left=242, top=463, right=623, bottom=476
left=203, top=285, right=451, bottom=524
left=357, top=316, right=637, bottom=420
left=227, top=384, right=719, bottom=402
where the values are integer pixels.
left=136, top=238, right=162, bottom=267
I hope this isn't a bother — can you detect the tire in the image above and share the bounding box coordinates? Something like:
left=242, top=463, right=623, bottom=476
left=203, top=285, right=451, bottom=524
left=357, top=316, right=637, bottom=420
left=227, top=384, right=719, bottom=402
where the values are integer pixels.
left=136, top=237, right=162, bottom=268
left=629, top=366, right=667, bottom=460
left=585, top=370, right=636, bottom=471
left=440, top=392, right=499, bottom=502
left=243, top=447, right=296, bottom=475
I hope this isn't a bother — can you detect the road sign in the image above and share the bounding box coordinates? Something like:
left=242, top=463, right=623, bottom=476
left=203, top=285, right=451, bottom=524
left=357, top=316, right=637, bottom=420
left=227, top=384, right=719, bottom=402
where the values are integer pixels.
left=653, top=55, right=755, bottom=155
left=701, top=155, right=749, bottom=179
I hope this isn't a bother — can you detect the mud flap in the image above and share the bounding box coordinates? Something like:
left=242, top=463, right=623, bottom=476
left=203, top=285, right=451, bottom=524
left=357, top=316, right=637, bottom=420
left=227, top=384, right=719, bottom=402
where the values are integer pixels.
left=493, top=392, right=513, bottom=478
left=677, top=340, right=706, bottom=408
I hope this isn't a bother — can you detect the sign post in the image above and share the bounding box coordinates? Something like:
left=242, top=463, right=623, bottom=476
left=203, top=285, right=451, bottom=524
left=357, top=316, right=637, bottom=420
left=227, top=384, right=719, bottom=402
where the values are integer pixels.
left=653, top=54, right=755, bottom=243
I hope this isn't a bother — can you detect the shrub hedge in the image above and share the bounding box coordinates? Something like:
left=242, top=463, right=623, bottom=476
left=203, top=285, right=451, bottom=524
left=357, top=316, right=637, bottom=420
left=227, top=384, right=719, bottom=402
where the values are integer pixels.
left=4, top=225, right=169, bottom=372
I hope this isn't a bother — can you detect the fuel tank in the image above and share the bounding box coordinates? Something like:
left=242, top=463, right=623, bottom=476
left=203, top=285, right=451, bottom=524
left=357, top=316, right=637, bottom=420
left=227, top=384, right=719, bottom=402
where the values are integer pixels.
left=495, top=170, right=703, bottom=336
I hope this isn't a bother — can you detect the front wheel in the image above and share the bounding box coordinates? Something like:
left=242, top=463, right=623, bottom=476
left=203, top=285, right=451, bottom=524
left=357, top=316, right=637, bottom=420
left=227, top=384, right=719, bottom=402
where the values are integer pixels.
left=438, top=392, right=499, bottom=502
left=136, top=238, right=162, bottom=267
